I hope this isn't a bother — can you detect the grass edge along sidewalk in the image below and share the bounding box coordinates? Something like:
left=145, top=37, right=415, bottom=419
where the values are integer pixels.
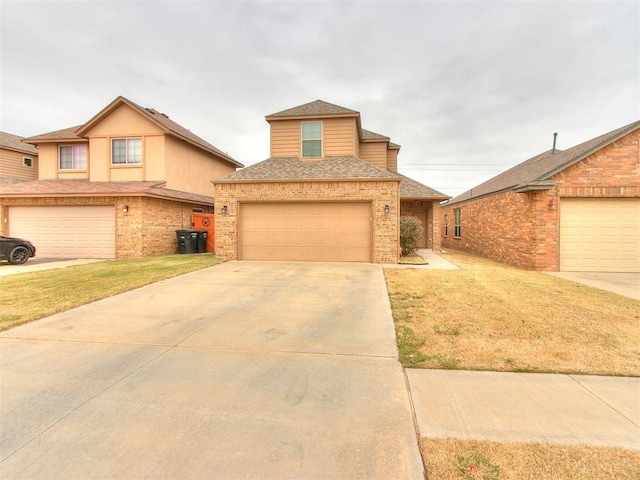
left=384, top=250, right=639, bottom=377
left=0, top=254, right=224, bottom=331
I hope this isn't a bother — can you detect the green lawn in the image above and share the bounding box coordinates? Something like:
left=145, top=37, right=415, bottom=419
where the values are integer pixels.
left=0, top=254, right=224, bottom=331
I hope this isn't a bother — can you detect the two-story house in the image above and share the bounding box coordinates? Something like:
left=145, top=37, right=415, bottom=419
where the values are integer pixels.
left=0, top=96, right=242, bottom=259
left=213, top=100, right=449, bottom=263
left=0, top=132, right=39, bottom=186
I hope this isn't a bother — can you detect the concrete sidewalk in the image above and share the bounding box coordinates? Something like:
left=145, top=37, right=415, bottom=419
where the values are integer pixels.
left=407, top=369, right=640, bottom=450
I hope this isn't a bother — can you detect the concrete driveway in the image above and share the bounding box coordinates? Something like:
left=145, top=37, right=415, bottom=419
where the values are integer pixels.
left=545, top=271, right=640, bottom=300
left=0, top=261, right=423, bottom=479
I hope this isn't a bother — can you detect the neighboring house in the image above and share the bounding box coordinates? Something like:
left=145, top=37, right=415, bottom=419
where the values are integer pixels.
left=441, top=120, right=640, bottom=273
left=213, top=100, right=448, bottom=263
left=0, top=131, right=39, bottom=186
left=0, top=96, right=242, bottom=259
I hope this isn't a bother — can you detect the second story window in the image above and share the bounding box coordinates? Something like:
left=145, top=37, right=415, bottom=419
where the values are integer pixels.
left=112, top=138, right=142, bottom=165
left=59, top=145, right=87, bottom=170
left=301, top=122, right=322, bottom=158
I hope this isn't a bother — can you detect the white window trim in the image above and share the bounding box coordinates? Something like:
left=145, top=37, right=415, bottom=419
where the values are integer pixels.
left=111, top=137, right=143, bottom=165
left=301, top=121, right=322, bottom=158
left=58, top=144, right=87, bottom=170
left=23, top=157, right=33, bottom=168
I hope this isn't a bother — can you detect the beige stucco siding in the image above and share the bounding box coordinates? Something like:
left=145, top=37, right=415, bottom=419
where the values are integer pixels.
left=0, top=148, right=38, bottom=181
left=83, top=104, right=165, bottom=182
left=84, top=104, right=164, bottom=138
left=36, top=142, right=90, bottom=180
left=164, top=136, right=235, bottom=196
left=359, top=142, right=387, bottom=169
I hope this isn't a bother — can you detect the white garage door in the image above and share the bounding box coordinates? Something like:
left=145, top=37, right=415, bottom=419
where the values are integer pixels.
left=560, top=198, right=640, bottom=272
left=9, top=206, right=116, bottom=259
left=239, top=202, right=372, bottom=262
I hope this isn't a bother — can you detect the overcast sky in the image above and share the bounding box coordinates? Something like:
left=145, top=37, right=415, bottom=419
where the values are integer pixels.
left=1, top=0, right=638, bottom=197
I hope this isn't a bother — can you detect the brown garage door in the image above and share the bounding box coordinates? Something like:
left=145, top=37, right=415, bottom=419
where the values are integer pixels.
left=239, top=202, right=372, bottom=262
left=560, top=198, right=640, bottom=272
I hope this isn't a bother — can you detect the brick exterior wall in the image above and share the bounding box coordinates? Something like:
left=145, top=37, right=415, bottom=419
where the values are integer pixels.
left=441, top=128, right=640, bottom=271
left=214, top=180, right=400, bottom=263
left=400, top=200, right=443, bottom=250
left=0, top=196, right=211, bottom=259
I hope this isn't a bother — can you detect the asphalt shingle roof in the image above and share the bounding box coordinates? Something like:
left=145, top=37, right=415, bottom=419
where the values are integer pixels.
left=398, top=174, right=450, bottom=199
left=0, top=179, right=213, bottom=205
left=216, top=156, right=401, bottom=182
left=0, top=131, right=39, bottom=154
left=23, top=96, right=243, bottom=168
left=266, top=100, right=359, bottom=118
left=361, top=129, right=389, bottom=141
left=447, top=120, right=640, bottom=205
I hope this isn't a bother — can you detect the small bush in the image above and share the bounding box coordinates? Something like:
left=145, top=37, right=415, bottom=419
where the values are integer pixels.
left=400, top=216, right=423, bottom=255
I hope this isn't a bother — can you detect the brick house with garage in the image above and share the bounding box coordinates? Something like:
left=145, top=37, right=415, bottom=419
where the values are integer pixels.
left=441, top=120, right=640, bottom=272
left=213, top=100, right=448, bottom=263
left=0, top=132, right=39, bottom=186
left=0, top=96, right=242, bottom=259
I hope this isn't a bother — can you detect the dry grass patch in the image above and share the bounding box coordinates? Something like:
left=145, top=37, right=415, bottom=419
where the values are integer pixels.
left=421, top=437, right=640, bottom=480
left=0, top=254, right=224, bottom=331
left=384, top=250, right=640, bottom=376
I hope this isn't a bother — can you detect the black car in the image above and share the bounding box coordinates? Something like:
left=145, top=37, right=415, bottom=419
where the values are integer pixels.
left=0, top=236, right=36, bottom=265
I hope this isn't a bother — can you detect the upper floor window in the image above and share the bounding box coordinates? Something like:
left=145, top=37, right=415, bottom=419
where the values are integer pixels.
left=23, top=157, right=33, bottom=168
left=301, top=122, right=322, bottom=158
left=112, top=138, right=142, bottom=165
left=59, top=145, right=87, bottom=170
left=454, top=208, right=461, bottom=238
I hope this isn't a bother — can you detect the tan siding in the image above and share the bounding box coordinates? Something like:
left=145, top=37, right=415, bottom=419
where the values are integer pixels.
left=0, top=148, right=38, bottom=181
left=270, top=120, right=300, bottom=157
left=324, top=118, right=358, bottom=156
left=359, top=142, right=387, bottom=169
left=387, top=148, right=398, bottom=172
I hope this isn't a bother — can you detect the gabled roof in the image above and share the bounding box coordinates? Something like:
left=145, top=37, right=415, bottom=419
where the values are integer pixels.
left=0, top=179, right=213, bottom=205
left=266, top=100, right=359, bottom=119
left=361, top=129, right=389, bottom=141
left=214, top=156, right=401, bottom=183
left=24, top=96, right=243, bottom=168
left=0, top=131, right=39, bottom=154
left=398, top=174, right=450, bottom=200
left=23, top=126, right=84, bottom=144
left=446, top=120, right=640, bottom=205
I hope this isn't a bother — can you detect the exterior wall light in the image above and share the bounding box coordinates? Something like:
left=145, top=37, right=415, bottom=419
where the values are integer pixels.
left=122, top=204, right=129, bottom=213
left=221, top=205, right=228, bottom=214
left=384, top=204, right=390, bottom=214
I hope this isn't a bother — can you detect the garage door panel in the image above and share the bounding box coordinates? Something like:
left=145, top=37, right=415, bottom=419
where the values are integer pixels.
left=560, top=199, right=639, bottom=272
left=9, top=206, right=116, bottom=259
left=240, top=202, right=372, bottom=262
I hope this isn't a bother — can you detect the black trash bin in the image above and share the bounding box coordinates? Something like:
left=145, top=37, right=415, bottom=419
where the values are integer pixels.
left=176, top=230, right=196, bottom=254
left=196, top=230, right=208, bottom=253
left=188, top=231, right=199, bottom=253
